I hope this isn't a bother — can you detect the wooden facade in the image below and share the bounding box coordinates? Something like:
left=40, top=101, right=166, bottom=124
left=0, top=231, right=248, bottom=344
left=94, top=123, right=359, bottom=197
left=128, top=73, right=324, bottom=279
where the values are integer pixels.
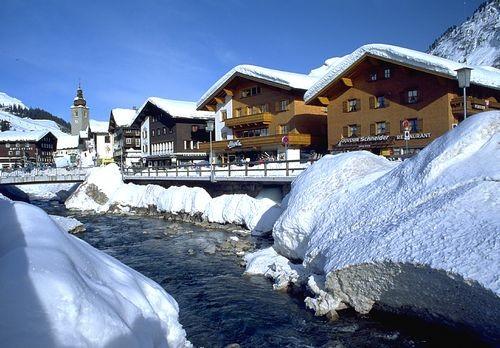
left=308, top=56, right=500, bottom=157
left=135, top=102, right=211, bottom=167
left=0, top=132, right=57, bottom=168
left=199, top=76, right=327, bottom=162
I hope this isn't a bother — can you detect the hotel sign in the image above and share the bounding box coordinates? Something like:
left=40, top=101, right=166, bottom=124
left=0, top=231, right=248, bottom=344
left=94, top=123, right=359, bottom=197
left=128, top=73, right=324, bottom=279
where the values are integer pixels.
left=395, top=132, right=431, bottom=140
left=339, top=135, right=390, bottom=144
left=227, top=140, right=242, bottom=149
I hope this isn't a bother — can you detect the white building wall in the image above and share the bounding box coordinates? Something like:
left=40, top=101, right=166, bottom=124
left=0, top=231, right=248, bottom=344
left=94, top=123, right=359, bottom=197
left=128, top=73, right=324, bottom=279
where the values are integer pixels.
left=95, top=133, right=113, bottom=160
left=141, top=117, right=150, bottom=158
left=215, top=96, right=233, bottom=141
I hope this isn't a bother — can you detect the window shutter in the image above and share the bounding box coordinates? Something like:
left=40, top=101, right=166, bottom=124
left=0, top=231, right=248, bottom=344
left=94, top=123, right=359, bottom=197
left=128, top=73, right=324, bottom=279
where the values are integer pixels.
left=400, top=91, right=406, bottom=105
left=417, top=118, right=424, bottom=132
left=342, top=126, right=348, bottom=137
left=357, top=124, right=362, bottom=136
left=384, top=97, right=390, bottom=107
left=356, top=99, right=361, bottom=111
left=370, top=123, right=376, bottom=136
left=386, top=121, right=391, bottom=134
left=342, top=101, right=348, bottom=113
left=369, top=97, right=375, bottom=109
left=275, top=101, right=280, bottom=113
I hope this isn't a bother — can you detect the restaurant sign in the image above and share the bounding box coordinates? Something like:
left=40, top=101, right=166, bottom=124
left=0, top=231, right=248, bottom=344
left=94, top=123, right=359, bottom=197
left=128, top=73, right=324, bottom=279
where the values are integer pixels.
left=395, top=132, right=431, bottom=140
left=227, top=140, right=242, bottom=149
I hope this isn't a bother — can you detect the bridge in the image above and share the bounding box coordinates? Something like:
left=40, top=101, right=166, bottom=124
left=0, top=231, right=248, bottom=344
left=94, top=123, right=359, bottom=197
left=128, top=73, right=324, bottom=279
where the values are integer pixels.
left=0, top=160, right=313, bottom=188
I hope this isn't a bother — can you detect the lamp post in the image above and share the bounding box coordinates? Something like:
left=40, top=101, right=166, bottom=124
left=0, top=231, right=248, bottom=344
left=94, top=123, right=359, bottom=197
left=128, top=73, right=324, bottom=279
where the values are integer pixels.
left=455, top=67, right=473, bottom=120
left=206, top=120, right=215, bottom=182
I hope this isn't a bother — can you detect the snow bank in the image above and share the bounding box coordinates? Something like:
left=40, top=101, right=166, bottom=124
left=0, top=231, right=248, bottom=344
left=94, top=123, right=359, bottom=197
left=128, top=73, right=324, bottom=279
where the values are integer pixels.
left=0, top=196, right=190, bottom=347
left=17, top=183, right=78, bottom=200
left=49, top=214, right=85, bottom=233
left=265, top=111, right=500, bottom=340
left=66, top=164, right=281, bottom=234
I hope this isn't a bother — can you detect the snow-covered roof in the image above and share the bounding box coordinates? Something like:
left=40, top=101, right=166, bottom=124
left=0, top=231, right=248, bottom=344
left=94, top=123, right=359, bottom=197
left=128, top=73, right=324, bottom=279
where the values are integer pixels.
left=79, top=129, right=89, bottom=139
left=56, top=135, right=79, bottom=150
left=305, top=43, right=500, bottom=103
left=133, top=97, right=214, bottom=125
left=197, top=64, right=318, bottom=109
left=89, top=119, right=109, bottom=134
left=0, top=130, right=53, bottom=142
left=110, top=108, right=136, bottom=127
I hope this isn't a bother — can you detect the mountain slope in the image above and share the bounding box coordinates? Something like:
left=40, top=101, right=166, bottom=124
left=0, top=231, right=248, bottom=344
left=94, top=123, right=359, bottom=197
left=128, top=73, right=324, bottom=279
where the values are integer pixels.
left=428, top=0, right=500, bottom=68
left=0, top=92, right=27, bottom=109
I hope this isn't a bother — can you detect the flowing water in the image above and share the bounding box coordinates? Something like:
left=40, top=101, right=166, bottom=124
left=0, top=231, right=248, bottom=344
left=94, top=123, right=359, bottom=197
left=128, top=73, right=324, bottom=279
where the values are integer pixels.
left=35, top=200, right=488, bottom=348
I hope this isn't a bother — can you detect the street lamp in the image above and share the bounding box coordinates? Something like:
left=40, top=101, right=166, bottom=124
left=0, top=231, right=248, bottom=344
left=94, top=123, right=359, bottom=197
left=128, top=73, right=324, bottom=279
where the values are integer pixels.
left=455, top=67, right=473, bottom=120
left=206, top=120, right=215, bottom=182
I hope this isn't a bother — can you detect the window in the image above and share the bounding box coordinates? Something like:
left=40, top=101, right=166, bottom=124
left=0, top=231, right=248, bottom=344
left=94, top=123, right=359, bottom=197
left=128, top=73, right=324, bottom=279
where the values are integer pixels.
left=15, top=150, right=20, bottom=156
left=348, top=124, right=359, bottom=137
left=126, top=138, right=132, bottom=144
left=152, top=130, right=155, bottom=136
left=261, top=104, right=269, bottom=112
left=135, top=138, right=140, bottom=146
left=376, top=121, right=387, bottom=135
left=369, top=72, right=377, bottom=81
left=169, top=127, right=173, bottom=134
left=407, top=90, right=419, bottom=104
left=157, top=128, right=161, bottom=136
left=104, top=135, right=110, bottom=143
left=8, top=151, right=12, bottom=156
left=5, top=143, right=10, bottom=148
left=252, top=105, right=260, bottom=114
left=347, top=99, right=360, bottom=112
left=246, top=106, right=252, bottom=115
left=241, top=86, right=261, bottom=98
left=184, top=140, right=188, bottom=150
left=163, top=127, right=166, bottom=134
left=221, top=110, right=227, bottom=121
left=278, top=124, right=289, bottom=134
left=408, top=118, right=420, bottom=133
left=279, top=100, right=289, bottom=112
left=192, top=125, right=199, bottom=132
left=384, top=68, right=391, bottom=79
left=235, top=108, right=242, bottom=117
left=222, top=132, right=227, bottom=140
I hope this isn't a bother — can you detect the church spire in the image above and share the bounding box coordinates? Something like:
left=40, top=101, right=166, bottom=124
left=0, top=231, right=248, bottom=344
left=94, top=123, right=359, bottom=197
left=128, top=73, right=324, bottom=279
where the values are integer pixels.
left=74, top=82, right=86, bottom=107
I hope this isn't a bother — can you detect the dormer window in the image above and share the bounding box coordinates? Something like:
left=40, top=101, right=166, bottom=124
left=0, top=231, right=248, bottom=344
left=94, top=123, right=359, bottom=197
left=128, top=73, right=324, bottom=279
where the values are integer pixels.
left=407, top=90, right=419, bottom=104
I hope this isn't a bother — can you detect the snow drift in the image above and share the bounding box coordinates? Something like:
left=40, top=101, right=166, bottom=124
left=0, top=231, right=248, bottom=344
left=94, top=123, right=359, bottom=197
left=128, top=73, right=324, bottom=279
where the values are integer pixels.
left=253, top=111, right=500, bottom=341
left=65, top=164, right=281, bottom=234
left=0, top=196, right=190, bottom=347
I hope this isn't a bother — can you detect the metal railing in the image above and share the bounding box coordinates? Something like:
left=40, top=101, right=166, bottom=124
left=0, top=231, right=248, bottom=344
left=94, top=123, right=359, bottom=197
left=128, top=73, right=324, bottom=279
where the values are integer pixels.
left=122, top=159, right=318, bottom=180
left=0, top=167, right=91, bottom=184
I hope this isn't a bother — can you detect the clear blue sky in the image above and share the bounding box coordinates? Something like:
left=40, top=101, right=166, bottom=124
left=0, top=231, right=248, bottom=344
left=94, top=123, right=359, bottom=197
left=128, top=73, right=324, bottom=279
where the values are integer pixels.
left=0, top=0, right=483, bottom=121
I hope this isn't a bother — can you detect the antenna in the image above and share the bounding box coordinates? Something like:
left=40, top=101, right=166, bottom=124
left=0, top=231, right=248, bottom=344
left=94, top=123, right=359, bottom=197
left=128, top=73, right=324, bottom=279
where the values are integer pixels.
left=78, top=78, right=82, bottom=89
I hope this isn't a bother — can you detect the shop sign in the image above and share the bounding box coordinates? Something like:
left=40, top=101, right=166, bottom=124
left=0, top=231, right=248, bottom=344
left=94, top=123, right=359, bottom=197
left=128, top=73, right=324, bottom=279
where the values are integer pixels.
left=227, top=140, right=242, bottom=149
left=472, top=103, right=486, bottom=110
left=395, top=132, right=431, bottom=140
left=339, top=135, right=390, bottom=144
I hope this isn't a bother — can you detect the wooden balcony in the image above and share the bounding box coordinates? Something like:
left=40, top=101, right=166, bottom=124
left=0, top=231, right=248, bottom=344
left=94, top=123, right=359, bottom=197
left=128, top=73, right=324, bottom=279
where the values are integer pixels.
left=199, top=133, right=312, bottom=152
left=224, top=112, right=273, bottom=128
left=451, top=97, right=500, bottom=118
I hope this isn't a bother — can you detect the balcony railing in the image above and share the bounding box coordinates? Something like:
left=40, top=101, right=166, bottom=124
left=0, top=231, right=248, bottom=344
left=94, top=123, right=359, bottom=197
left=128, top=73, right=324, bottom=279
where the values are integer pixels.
left=224, top=112, right=273, bottom=128
left=199, top=133, right=312, bottom=152
left=451, top=97, right=500, bottom=117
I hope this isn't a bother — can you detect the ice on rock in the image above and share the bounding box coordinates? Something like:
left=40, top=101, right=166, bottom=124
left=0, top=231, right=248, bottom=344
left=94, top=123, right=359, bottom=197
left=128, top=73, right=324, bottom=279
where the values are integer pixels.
left=0, top=196, right=190, bottom=347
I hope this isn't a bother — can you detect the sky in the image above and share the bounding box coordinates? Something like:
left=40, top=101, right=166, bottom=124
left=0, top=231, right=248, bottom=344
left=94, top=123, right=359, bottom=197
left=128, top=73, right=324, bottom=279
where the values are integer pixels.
left=0, top=0, right=484, bottom=121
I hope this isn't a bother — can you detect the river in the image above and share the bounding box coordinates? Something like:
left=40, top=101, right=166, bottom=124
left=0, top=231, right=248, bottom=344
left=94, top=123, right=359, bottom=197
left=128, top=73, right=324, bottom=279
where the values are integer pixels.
left=35, top=200, right=487, bottom=347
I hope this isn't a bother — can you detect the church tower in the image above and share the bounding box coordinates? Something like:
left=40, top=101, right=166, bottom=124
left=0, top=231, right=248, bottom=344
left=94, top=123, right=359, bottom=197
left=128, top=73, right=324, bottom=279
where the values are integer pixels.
left=70, top=83, right=90, bottom=135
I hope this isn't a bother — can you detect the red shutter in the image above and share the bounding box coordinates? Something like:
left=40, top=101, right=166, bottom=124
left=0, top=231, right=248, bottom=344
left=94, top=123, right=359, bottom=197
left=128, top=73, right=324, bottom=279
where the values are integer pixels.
left=370, top=123, right=376, bottom=135
left=369, top=97, right=375, bottom=109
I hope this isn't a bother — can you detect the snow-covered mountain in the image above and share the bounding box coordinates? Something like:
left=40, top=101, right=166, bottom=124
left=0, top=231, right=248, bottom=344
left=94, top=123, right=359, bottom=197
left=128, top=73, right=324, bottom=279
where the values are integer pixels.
left=0, top=110, right=66, bottom=136
left=428, top=0, right=500, bottom=68
left=0, top=91, right=27, bottom=109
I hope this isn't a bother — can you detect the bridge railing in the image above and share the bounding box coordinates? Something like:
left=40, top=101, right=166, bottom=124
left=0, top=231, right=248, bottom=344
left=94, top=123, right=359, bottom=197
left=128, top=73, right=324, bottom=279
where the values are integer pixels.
left=0, top=167, right=91, bottom=180
left=122, top=159, right=317, bottom=179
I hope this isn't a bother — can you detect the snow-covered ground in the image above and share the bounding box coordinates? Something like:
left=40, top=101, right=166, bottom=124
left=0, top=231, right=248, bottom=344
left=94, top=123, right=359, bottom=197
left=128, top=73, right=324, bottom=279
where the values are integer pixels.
left=246, top=111, right=500, bottom=340
left=66, top=164, right=283, bottom=235
left=16, top=183, right=79, bottom=200
left=0, top=195, right=190, bottom=347
left=49, top=214, right=85, bottom=233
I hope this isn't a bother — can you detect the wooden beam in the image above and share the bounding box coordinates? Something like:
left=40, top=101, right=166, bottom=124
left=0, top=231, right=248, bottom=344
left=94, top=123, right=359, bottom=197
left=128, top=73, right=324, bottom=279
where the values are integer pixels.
left=317, top=96, right=330, bottom=106
left=214, top=97, right=224, bottom=104
left=206, top=105, right=216, bottom=111
left=341, top=77, right=353, bottom=87
left=223, top=88, right=233, bottom=97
